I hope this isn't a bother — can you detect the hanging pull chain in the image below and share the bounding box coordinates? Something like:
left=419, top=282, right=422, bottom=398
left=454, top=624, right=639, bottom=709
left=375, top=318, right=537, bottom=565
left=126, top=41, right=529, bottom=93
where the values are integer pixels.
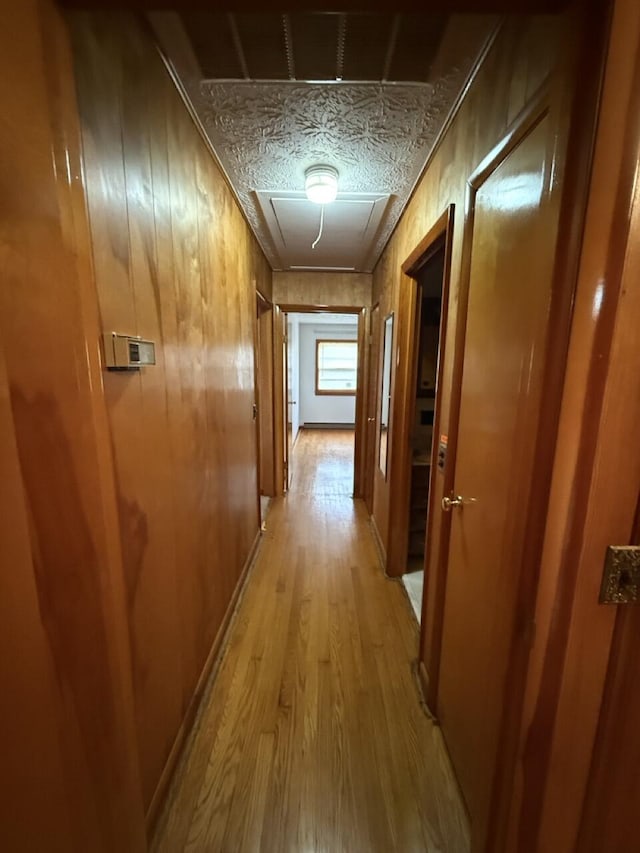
left=311, top=204, right=325, bottom=249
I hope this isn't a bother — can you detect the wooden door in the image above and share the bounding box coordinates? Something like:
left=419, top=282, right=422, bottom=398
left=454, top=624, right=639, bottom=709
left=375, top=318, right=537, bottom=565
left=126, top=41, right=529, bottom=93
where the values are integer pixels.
left=571, top=72, right=640, bottom=848
left=577, top=568, right=640, bottom=853
left=364, top=304, right=381, bottom=514
left=437, top=95, right=566, bottom=848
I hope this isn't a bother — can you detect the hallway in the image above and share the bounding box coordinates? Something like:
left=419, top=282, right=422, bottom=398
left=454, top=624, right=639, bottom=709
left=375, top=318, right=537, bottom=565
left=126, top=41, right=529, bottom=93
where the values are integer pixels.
left=154, top=430, right=468, bottom=852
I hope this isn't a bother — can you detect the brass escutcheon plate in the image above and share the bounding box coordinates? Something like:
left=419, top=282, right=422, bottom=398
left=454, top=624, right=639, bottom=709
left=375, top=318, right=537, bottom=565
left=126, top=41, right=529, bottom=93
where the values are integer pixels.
left=599, top=546, right=640, bottom=604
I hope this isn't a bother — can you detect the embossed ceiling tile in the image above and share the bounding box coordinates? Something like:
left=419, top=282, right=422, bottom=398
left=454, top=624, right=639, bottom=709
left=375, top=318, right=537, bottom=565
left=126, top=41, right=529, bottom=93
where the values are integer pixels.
left=198, top=82, right=448, bottom=196
left=149, top=13, right=499, bottom=271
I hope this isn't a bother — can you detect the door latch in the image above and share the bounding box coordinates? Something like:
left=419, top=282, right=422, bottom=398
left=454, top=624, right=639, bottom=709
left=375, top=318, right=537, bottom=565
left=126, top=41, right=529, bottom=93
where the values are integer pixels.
left=599, top=546, right=640, bottom=604
left=441, top=494, right=478, bottom=512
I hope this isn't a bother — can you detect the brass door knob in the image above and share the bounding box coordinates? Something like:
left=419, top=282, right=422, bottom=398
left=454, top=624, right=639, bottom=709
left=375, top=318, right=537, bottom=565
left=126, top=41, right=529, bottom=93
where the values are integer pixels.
left=442, top=494, right=478, bottom=511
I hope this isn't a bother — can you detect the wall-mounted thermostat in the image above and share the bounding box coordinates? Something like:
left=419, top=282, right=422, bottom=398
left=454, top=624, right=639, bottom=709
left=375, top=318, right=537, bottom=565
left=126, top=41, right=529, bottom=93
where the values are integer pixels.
left=102, top=333, right=156, bottom=370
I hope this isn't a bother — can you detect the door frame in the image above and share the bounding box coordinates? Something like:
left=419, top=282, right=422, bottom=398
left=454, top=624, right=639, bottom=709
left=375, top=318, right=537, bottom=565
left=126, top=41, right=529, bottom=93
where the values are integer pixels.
left=436, top=84, right=586, bottom=853
left=273, top=303, right=368, bottom=498
left=253, top=287, right=264, bottom=524
left=507, top=2, right=640, bottom=848
left=385, top=207, right=454, bottom=592
left=363, top=302, right=381, bottom=515
left=272, top=305, right=286, bottom=495
left=435, top=89, right=563, bottom=848
left=439, top=66, right=604, bottom=853
left=255, top=288, right=275, bottom=512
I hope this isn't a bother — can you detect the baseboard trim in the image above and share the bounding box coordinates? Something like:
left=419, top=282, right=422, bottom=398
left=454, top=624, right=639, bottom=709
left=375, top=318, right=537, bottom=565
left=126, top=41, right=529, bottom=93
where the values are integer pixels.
left=368, top=514, right=387, bottom=569
left=415, top=659, right=439, bottom=723
left=146, top=526, right=263, bottom=839
left=418, top=660, right=430, bottom=705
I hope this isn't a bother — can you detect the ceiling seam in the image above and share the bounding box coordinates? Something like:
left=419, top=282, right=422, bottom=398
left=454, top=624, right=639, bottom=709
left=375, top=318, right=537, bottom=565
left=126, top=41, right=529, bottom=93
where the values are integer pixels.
left=282, top=14, right=296, bottom=81
left=227, top=13, right=250, bottom=80
left=337, top=14, right=346, bottom=81
left=382, top=15, right=400, bottom=82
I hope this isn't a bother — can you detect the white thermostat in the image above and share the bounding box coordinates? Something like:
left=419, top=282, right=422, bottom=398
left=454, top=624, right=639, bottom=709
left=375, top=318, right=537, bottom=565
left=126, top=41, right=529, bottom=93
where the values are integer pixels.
left=102, top=333, right=156, bottom=370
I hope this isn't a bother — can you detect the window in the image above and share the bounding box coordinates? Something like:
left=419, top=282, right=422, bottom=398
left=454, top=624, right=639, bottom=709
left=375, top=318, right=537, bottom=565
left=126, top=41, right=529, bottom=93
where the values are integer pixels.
left=315, top=339, right=358, bottom=396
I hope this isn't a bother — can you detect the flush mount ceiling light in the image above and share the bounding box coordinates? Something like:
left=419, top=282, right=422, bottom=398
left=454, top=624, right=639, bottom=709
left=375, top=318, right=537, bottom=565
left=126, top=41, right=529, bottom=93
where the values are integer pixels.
left=304, top=165, right=339, bottom=205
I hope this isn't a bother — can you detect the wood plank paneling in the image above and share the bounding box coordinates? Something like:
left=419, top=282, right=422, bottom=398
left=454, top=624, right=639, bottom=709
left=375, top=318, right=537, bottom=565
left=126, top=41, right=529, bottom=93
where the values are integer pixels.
left=0, top=2, right=146, bottom=850
left=0, top=339, right=75, bottom=853
left=273, top=271, right=372, bottom=308
left=69, top=11, right=272, bottom=822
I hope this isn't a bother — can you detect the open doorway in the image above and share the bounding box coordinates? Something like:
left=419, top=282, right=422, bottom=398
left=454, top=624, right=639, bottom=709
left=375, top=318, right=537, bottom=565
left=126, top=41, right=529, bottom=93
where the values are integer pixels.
left=275, top=307, right=365, bottom=498
left=401, top=244, right=446, bottom=623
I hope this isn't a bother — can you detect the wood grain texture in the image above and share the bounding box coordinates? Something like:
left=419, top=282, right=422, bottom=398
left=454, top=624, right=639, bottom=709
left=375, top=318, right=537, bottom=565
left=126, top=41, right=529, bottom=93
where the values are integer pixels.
left=509, top=2, right=640, bottom=849
left=272, top=305, right=287, bottom=496
left=69, top=11, right=272, bottom=822
left=363, top=303, right=381, bottom=515
left=0, top=2, right=146, bottom=849
left=372, top=15, right=565, bottom=574
left=0, top=347, right=76, bottom=853
left=385, top=207, right=453, bottom=585
left=273, top=271, right=372, bottom=308
left=153, top=429, right=469, bottom=853
left=438, top=99, right=562, bottom=849
left=370, top=11, right=601, bottom=853
left=257, top=298, right=276, bottom=497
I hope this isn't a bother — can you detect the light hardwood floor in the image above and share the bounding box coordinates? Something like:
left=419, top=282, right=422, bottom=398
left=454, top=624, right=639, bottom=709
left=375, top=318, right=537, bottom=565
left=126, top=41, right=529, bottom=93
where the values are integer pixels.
left=153, top=429, right=469, bottom=852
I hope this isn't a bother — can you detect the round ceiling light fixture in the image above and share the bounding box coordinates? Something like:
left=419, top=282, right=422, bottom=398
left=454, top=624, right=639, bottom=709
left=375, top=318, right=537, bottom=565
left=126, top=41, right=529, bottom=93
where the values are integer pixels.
left=304, top=165, right=339, bottom=205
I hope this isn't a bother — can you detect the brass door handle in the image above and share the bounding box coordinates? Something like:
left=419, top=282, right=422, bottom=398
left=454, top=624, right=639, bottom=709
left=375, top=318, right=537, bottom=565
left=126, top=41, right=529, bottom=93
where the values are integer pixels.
left=442, top=494, right=478, bottom=511
left=368, top=417, right=375, bottom=422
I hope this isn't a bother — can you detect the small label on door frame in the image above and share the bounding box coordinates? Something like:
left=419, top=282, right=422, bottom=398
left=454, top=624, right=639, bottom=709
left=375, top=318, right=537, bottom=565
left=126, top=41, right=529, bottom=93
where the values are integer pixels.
left=438, top=434, right=448, bottom=472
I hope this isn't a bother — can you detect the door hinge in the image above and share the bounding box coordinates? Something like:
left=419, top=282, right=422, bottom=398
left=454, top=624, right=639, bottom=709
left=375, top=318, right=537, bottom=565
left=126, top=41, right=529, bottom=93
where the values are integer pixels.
left=599, top=545, right=640, bottom=604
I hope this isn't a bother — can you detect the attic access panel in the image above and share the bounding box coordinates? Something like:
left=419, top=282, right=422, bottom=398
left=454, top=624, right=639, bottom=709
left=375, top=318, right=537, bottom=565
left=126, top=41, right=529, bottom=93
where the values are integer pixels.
left=255, top=192, right=391, bottom=270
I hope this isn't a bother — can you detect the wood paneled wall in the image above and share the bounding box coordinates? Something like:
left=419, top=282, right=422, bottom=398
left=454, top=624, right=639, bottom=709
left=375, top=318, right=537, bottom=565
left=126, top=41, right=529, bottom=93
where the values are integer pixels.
left=0, top=2, right=146, bottom=850
left=371, top=16, right=566, bottom=564
left=273, top=271, right=372, bottom=308
left=68, top=12, right=272, bottom=821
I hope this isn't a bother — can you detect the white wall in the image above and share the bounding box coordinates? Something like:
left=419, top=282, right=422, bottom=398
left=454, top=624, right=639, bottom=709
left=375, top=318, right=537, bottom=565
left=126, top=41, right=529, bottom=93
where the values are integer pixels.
left=298, top=321, right=358, bottom=425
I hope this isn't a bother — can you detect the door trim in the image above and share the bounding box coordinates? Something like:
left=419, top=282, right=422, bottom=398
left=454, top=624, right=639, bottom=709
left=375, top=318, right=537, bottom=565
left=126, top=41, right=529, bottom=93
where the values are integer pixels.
left=386, top=206, right=455, bottom=584
left=273, top=305, right=286, bottom=496
left=511, top=3, right=638, bottom=848
left=274, top=303, right=368, bottom=499
left=363, top=302, right=380, bottom=515
left=447, top=87, right=557, bottom=851
left=441, top=61, right=602, bottom=853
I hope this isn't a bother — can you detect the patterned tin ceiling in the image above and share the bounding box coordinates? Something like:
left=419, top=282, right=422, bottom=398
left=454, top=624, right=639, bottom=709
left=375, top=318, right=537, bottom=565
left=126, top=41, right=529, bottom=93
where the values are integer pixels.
left=149, top=13, right=497, bottom=272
